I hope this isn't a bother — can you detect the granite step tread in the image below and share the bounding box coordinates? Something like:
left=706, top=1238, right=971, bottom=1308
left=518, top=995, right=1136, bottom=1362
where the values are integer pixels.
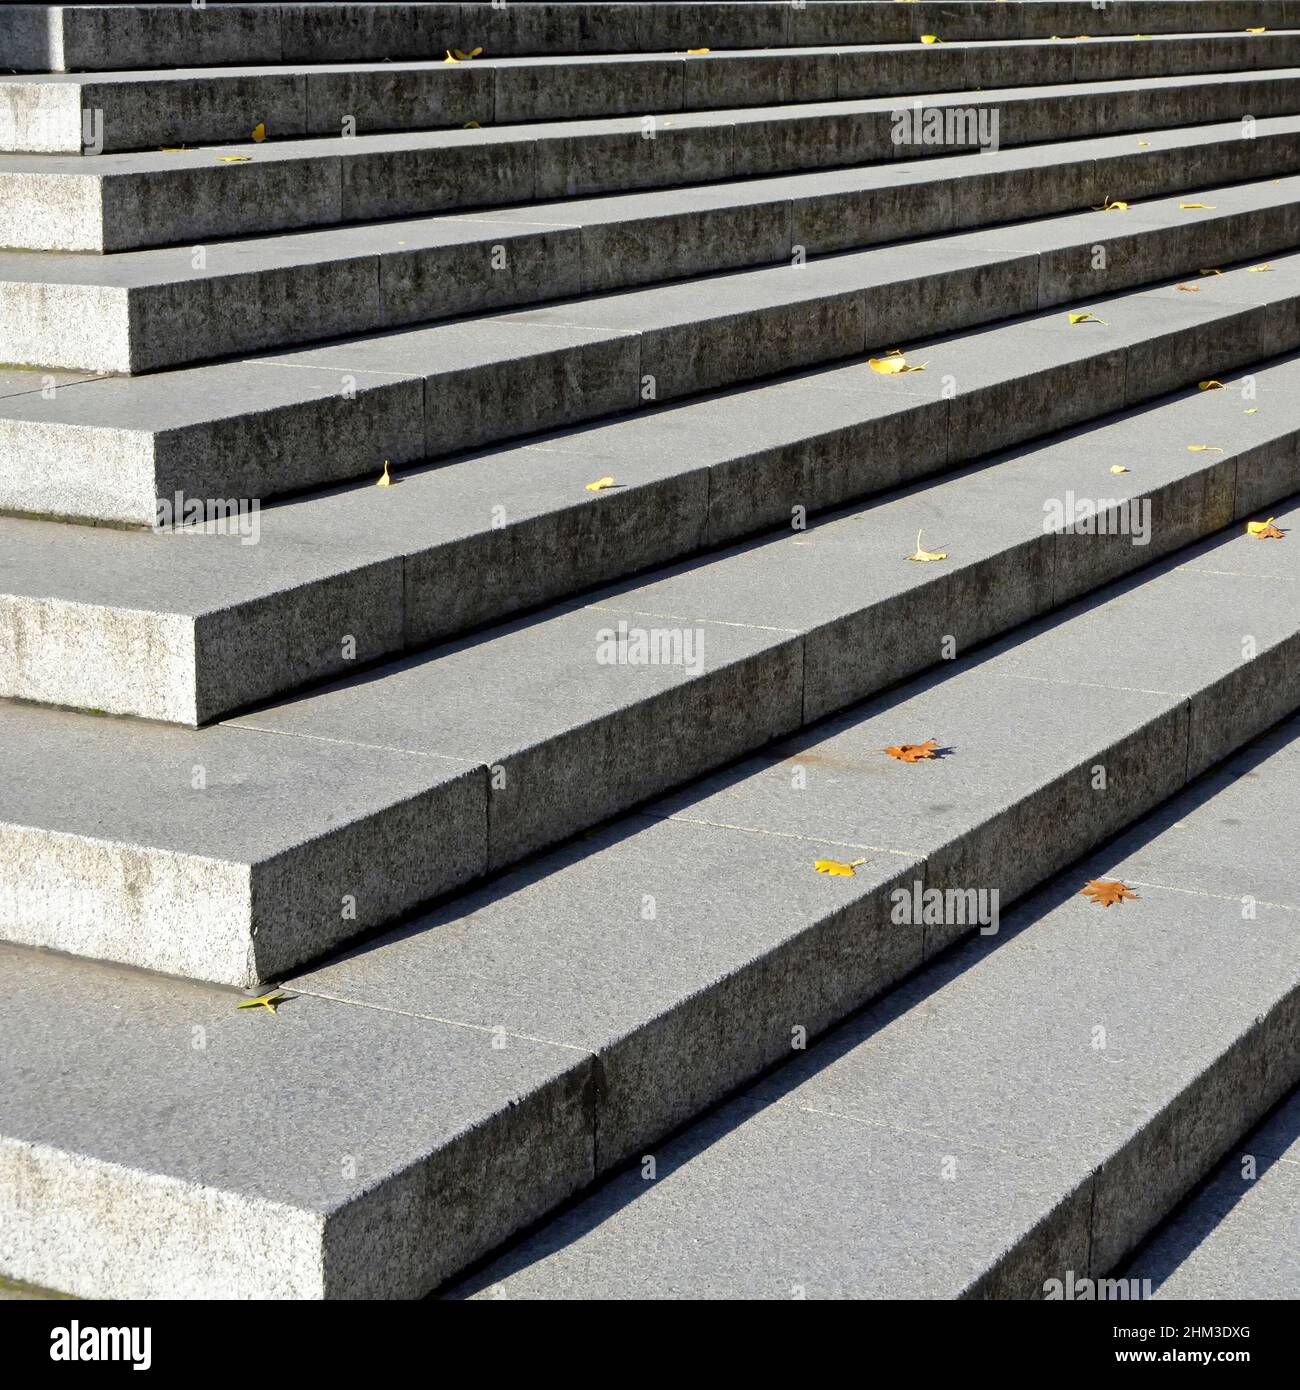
left=7, top=2, right=1293, bottom=73
left=4, top=174, right=1299, bottom=530
left=1121, top=1086, right=1300, bottom=1299
left=7, top=113, right=1300, bottom=373
left=4, top=507, right=1300, bottom=1299
left=5, top=67, right=1298, bottom=251
left=6, top=32, right=1300, bottom=154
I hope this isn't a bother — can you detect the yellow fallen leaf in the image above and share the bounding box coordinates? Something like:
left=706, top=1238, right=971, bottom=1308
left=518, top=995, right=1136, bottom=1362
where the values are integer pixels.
left=905, top=527, right=947, bottom=562
left=868, top=348, right=927, bottom=374
left=444, top=49, right=459, bottom=62
left=1187, top=445, right=1224, bottom=454
left=463, top=120, right=480, bottom=129
left=1069, top=312, right=1108, bottom=325
left=687, top=48, right=711, bottom=55
left=1199, top=267, right=1224, bottom=276
left=920, top=35, right=941, bottom=44
left=160, top=146, right=190, bottom=152
left=1247, top=27, right=1267, bottom=33
left=1245, top=408, right=1259, bottom=415
left=1093, top=196, right=1129, bottom=212
left=453, top=47, right=483, bottom=60
left=1137, top=139, right=1151, bottom=147
left=1110, top=464, right=1129, bottom=474
left=237, top=992, right=287, bottom=1014
left=814, top=858, right=867, bottom=877
left=376, top=459, right=394, bottom=487
left=1134, top=34, right=1154, bottom=40
left=1247, top=517, right=1285, bottom=539
left=1180, top=202, right=1215, bottom=210
left=1176, top=283, right=1199, bottom=292
left=251, top=121, right=267, bottom=142
left=216, top=155, right=252, bottom=162
left=586, top=476, right=616, bottom=492
left=1249, top=264, right=1272, bottom=273
left=1197, top=380, right=1224, bottom=391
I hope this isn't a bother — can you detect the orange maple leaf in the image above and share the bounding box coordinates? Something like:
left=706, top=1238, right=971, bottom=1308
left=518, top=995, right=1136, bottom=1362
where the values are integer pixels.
left=1081, top=879, right=1138, bottom=907
left=883, top=739, right=940, bottom=763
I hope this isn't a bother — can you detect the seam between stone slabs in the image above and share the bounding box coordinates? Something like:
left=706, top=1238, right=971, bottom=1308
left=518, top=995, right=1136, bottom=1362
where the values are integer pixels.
left=1180, top=565, right=1300, bottom=582
left=219, top=721, right=484, bottom=765
left=784, top=1102, right=1053, bottom=1167
left=643, top=812, right=924, bottom=859
left=1118, top=877, right=1300, bottom=914
left=280, top=983, right=594, bottom=1056
left=986, top=671, right=1185, bottom=698
left=585, top=604, right=800, bottom=635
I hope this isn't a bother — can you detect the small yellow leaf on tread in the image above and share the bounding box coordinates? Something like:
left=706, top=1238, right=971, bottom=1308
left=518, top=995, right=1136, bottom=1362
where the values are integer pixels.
left=815, top=858, right=867, bottom=877
left=452, top=47, right=483, bottom=60
left=687, top=48, right=711, bottom=54
left=1179, top=202, right=1215, bottom=210
left=463, top=120, right=480, bottom=128
left=868, top=348, right=927, bottom=374
left=1247, top=517, right=1285, bottom=539
left=1198, top=380, right=1224, bottom=391
left=217, top=155, right=252, bottom=162
left=376, top=460, right=394, bottom=487
left=1093, top=196, right=1128, bottom=212
left=1187, top=445, right=1225, bottom=454
left=1069, top=312, right=1107, bottom=325
left=1199, top=268, right=1224, bottom=276
left=1249, top=264, right=1273, bottom=273
left=238, top=992, right=287, bottom=1014
left=905, top=527, right=947, bottom=562
left=586, top=476, right=616, bottom=492
left=1110, top=464, right=1129, bottom=474
left=920, top=35, right=941, bottom=44
left=251, top=121, right=267, bottom=142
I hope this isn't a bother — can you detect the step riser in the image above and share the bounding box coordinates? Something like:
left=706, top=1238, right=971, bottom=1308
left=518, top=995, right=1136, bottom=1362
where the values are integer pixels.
left=7, top=71, right=1298, bottom=254
left=6, top=390, right=1300, bottom=989
left=5, top=3, right=1290, bottom=73
left=10, top=128, right=1300, bottom=375
left=7, top=36, right=1300, bottom=155
left=3, top=196, right=1295, bottom=533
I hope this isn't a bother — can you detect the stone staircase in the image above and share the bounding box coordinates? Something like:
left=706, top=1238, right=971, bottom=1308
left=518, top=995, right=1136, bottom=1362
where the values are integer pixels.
left=2, top=1, right=1299, bottom=1300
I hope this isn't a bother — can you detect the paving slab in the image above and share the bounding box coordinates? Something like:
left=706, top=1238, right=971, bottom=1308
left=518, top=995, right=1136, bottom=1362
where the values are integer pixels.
left=0, top=703, right=485, bottom=987
left=0, top=945, right=593, bottom=1299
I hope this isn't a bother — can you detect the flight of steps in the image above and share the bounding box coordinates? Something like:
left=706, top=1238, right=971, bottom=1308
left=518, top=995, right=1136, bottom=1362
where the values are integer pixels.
left=2, top=1, right=1300, bottom=1300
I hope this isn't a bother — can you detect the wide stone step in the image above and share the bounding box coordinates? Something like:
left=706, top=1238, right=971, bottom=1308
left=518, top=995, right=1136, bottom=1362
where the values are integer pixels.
left=4, top=176, right=1298, bottom=530
left=3, top=347, right=1299, bottom=987
left=1121, top=1085, right=1300, bottom=1298
left=8, top=116, right=1300, bottom=373
left=5, top=241, right=1300, bottom=727
left=447, top=707, right=1300, bottom=1300
left=6, top=67, right=1295, bottom=252
left=3, top=507, right=1299, bottom=1299
left=5, top=33, right=1299, bottom=155
left=5, top=2, right=1290, bottom=73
